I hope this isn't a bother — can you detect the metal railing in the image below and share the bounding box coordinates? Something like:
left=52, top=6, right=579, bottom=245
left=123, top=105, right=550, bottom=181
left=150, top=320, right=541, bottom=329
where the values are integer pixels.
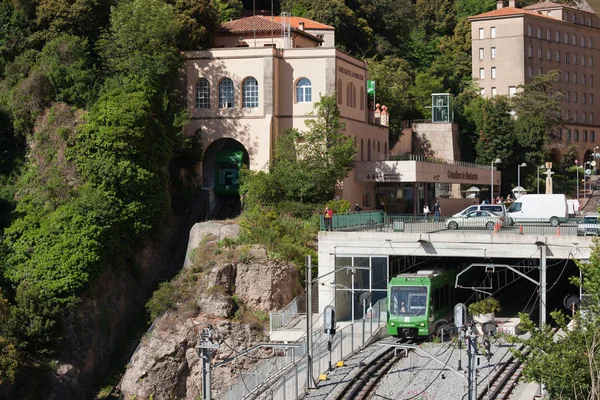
left=270, top=293, right=306, bottom=332
left=320, top=214, right=584, bottom=236
left=220, top=298, right=388, bottom=400
left=386, top=153, right=493, bottom=169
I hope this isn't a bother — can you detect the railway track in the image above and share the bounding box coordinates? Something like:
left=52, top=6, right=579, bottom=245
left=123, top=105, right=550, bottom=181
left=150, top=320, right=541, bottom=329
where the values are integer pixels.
left=477, top=344, right=528, bottom=400
left=333, top=339, right=412, bottom=400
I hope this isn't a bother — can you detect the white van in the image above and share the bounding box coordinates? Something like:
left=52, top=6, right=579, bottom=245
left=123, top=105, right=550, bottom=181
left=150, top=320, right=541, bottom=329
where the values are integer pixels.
left=567, top=199, right=581, bottom=217
left=507, top=194, right=568, bottom=226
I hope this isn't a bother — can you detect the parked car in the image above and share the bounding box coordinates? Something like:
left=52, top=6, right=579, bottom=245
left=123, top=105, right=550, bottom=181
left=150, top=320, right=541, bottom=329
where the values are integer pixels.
left=446, top=210, right=506, bottom=231
left=577, top=213, right=600, bottom=236
left=453, top=204, right=507, bottom=219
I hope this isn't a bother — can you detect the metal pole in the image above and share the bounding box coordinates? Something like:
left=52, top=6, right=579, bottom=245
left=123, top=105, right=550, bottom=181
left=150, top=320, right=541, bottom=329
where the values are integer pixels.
left=467, top=329, right=478, bottom=400
left=351, top=271, right=355, bottom=325
left=491, top=162, right=494, bottom=203
left=539, top=245, right=547, bottom=327
left=306, top=255, right=313, bottom=389
left=577, top=166, right=580, bottom=202
left=537, top=166, right=540, bottom=194
left=518, top=166, right=521, bottom=196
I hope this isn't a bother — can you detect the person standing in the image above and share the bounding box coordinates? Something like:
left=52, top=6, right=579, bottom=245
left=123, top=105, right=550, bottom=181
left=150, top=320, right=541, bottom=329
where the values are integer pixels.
left=423, top=203, right=430, bottom=222
left=355, top=203, right=363, bottom=212
left=323, top=206, right=333, bottom=231
left=433, top=199, right=441, bottom=221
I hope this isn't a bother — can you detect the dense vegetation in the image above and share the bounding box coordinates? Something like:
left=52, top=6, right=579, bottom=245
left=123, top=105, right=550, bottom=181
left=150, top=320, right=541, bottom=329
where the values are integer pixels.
left=0, top=0, right=593, bottom=396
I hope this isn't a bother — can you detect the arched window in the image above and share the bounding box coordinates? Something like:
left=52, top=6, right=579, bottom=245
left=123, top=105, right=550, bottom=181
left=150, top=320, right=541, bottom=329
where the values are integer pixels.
left=352, top=85, right=357, bottom=108
left=337, top=79, right=343, bottom=104
left=384, top=142, right=388, bottom=158
left=242, top=77, right=258, bottom=108
left=219, top=78, right=235, bottom=108
left=346, top=82, right=351, bottom=106
left=377, top=141, right=380, bottom=153
left=195, top=78, right=210, bottom=109
left=296, top=78, right=312, bottom=103
left=360, top=86, right=364, bottom=110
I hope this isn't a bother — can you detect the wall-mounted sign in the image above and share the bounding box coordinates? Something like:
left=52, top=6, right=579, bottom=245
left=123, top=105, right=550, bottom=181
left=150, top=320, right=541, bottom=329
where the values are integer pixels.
left=447, top=170, right=478, bottom=181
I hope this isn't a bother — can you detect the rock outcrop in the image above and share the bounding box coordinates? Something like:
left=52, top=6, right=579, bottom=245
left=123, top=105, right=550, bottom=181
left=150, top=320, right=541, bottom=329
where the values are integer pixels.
left=119, top=221, right=302, bottom=399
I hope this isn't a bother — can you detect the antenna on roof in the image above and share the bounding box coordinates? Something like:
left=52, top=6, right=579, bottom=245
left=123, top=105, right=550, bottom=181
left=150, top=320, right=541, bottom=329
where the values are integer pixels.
left=271, top=0, right=274, bottom=46
left=253, top=0, right=256, bottom=47
left=282, top=12, right=291, bottom=48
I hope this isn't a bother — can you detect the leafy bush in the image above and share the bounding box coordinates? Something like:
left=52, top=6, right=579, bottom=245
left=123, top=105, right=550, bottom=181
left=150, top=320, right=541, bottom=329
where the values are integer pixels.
left=468, top=297, right=501, bottom=315
left=146, top=282, right=177, bottom=321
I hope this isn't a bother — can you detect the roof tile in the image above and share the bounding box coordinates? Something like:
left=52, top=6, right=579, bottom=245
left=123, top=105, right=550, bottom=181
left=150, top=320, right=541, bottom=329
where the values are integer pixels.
left=469, top=6, right=560, bottom=20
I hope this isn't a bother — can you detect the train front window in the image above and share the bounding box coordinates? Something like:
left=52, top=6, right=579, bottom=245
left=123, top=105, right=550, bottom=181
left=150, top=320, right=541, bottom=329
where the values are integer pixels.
left=390, top=286, right=428, bottom=316
left=218, top=163, right=238, bottom=185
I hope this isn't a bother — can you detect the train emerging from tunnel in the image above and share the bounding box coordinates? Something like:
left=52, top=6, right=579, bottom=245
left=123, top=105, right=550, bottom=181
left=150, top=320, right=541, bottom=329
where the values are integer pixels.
left=214, top=150, right=246, bottom=197
left=387, top=269, right=458, bottom=338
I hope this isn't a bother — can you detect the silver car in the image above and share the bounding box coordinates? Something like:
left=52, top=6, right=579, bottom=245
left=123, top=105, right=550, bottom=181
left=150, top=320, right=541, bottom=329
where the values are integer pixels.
left=446, top=210, right=506, bottom=231
left=577, top=213, right=600, bottom=236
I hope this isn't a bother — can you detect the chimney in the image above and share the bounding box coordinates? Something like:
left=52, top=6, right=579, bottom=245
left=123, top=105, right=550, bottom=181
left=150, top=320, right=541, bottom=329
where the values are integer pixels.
left=497, top=0, right=503, bottom=9
left=508, top=0, right=516, bottom=7
left=298, top=21, right=305, bottom=31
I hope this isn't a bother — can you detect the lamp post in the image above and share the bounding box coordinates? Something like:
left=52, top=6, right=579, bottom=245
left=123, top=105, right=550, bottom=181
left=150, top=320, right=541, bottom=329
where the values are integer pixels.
left=575, top=160, right=579, bottom=202
left=517, top=162, right=527, bottom=198
left=491, top=158, right=501, bottom=203
left=537, top=165, right=545, bottom=194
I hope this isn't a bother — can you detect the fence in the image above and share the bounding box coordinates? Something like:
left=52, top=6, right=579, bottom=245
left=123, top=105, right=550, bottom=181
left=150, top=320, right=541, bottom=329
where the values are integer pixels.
left=219, top=298, right=387, bottom=400
left=320, top=214, right=583, bottom=236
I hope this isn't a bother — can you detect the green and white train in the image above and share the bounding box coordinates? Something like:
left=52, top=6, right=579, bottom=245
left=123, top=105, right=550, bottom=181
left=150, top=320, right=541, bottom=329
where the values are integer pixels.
left=387, top=269, right=458, bottom=338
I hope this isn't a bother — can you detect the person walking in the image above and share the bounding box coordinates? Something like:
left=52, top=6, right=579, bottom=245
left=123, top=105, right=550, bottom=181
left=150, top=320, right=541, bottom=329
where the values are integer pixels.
left=433, top=199, right=441, bottom=222
left=354, top=203, right=363, bottom=212
left=423, top=203, right=430, bottom=222
left=323, top=206, right=333, bottom=231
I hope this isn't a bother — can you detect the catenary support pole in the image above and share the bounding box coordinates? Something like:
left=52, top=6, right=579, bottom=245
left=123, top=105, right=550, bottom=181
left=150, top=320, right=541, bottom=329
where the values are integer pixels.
left=467, top=328, right=478, bottom=400
left=306, top=255, right=313, bottom=389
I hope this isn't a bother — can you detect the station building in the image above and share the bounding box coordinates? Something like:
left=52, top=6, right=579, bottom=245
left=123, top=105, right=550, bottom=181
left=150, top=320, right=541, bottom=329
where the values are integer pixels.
left=183, top=15, right=500, bottom=216
left=470, top=0, right=600, bottom=162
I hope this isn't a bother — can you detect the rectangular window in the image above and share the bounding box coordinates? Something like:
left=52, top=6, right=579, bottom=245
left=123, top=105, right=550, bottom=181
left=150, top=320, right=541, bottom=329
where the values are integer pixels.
left=528, top=65, right=533, bottom=77
left=537, top=27, right=542, bottom=38
left=584, top=130, right=588, bottom=142
left=573, top=14, right=576, bottom=23
left=574, top=92, right=578, bottom=103
left=575, top=129, right=579, bottom=142
left=591, top=75, right=594, bottom=86
left=583, top=112, right=587, bottom=123
left=537, top=48, right=542, bottom=59
left=556, top=31, right=560, bottom=42
left=588, top=17, right=592, bottom=27
left=528, top=46, right=533, bottom=57
left=573, top=34, right=576, bottom=44
left=491, top=87, right=497, bottom=97
left=591, top=94, right=595, bottom=104
left=556, top=50, right=560, bottom=62
left=564, top=12, right=569, bottom=21
left=583, top=74, right=587, bottom=85
left=567, top=129, right=572, bottom=142
left=589, top=38, right=593, bottom=48
left=575, top=111, right=578, bottom=121
left=479, top=68, right=485, bottom=79
left=582, top=55, right=586, bottom=66
left=538, top=67, right=542, bottom=75
left=566, top=91, right=570, bottom=102
left=566, top=71, right=570, bottom=83
left=583, top=93, right=587, bottom=104
left=547, top=29, right=551, bottom=41
left=528, top=26, right=532, bottom=37
left=573, top=53, right=577, bottom=64
left=566, top=52, right=570, bottom=64
left=491, top=27, right=496, bottom=38
left=581, top=36, right=585, bottom=47
left=509, top=86, right=516, bottom=97
left=567, top=110, right=571, bottom=119
left=491, top=47, right=496, bottom=58
left=479, top=28, right=484, bottom=39
left=574, top=73, right=578, bottom=84
left=480, top=88, right=485, bottom=96
left=592, top=131, right=596, bottom=143
left=558, top=128, right=563, bottom=140
left=547, top=49, right=551, bottom=60
left=590, top=56, right=593, bottom=67
left=491, top=67, right=496, bottom=79
left=479, top=48, right=484, bottom=59
left=565, top=32, right=569, bottom=44
left=592, top=114, right=595, bottom=124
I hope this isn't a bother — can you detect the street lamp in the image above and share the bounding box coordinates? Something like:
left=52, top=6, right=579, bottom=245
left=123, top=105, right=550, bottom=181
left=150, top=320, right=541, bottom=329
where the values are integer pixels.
left=517, top=162, right=527, bottom=198
left=575, top=160, right=579, bottom=202
left=491, top=158, right=501, bottom=203
left=537, top=165, right=545, bottom=194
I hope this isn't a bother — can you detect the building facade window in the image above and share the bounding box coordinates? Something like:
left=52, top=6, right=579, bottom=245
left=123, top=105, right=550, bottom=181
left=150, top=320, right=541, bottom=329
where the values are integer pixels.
left=581, top=36, right=585, bottom=47
left=591, top=75, right=594, bottom=86
left=337, top=79, right=342, bottom=104
left=296, top=78, right=312, bottom=103
left=547, top=49, right=551, bottom=60
left=592, top=113, right=595, bottom=124
left=547, top=29, right=551, bottom=41
left=218, top=78, right=235, bottom=108
left=582, top=55, right=586, bottom=66
left=592, top=131, right=596, bottom=142
left=479, top=28, right=484, bottom=39
left=589, top=38, right=593, bottom=48
left=566, top=71, right=570, bottom=82
left=556, top=31, right=560, bottom=42
left=538, top=67, right=542, bottom=75
left=479, top=48, right=484, bottom=59
left=565, top=32, right=569, bottom=44
left=480, top=88, right=485, bottom=96
left=491, top=27, right=496, bottom=38
left=528, top=46, right=533, bottom=57
left=583, top=112, right=587, bottom=123
left=574, top=92, right=578, bottom=103
left=566, top=91, right=570, bottom=102
left=590, top=56, right=593, bottom=67
left=573, top=53, right=577, bottom=64
left=591, top=94, right=595, bottom=104
left=584, top=130, right=588, bottom=142
left=491, top=47, right=496, bottom=58
left=566, top=52, right=570, bottom=64
left=574, top=72, right=578, bottom=83
left=583, top=74, right=587, bottom=85
left=583, top=92, right=587, bottom=103
left=528, top=65, right=533, bottom=77
left=572, top=34, right=577, bottom=45
left=556, top=50, right=560, bottom=62
left=491, top=67, right=496, bottom=79
left=242, top=77, right=259, bottom=108
left=567, top=128, right=571, bottom=142
left=479, top=68, right=485, bottom=79
left=528, top=26, right=532, bottom=37
left=195, top=78, right=210, bottom=109
left=538, top=47, right=542, bottom=59
left=509, top=86, right=516, bottom=97
left=537, top=27, right=541, bottom=38
left=575, top=129, right=579, bottom=141
left=491, top=87, right=497, bottom=97
left=575, top=111, right=578, bottom=121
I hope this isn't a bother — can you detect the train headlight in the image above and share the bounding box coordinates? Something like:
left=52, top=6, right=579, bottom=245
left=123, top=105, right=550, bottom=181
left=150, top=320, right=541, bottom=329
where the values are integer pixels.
left=390, top=322, right=395, bottom=326
left=420, top=323, right=425, bottom=326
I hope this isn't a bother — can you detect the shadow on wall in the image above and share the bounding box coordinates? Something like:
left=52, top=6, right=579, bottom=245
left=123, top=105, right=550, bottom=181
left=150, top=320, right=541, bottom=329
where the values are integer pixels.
left=412, top=131, right=433, bottom=157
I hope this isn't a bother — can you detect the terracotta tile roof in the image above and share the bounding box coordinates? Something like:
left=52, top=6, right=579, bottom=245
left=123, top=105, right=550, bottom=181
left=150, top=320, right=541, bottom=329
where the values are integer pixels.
left=221, top=15, right=333, bottom=35
left=468, top=6, right=560, bottom=20
left=271, top=16, right=334, bottom=30
left=221, top=16, right=285, bottom=34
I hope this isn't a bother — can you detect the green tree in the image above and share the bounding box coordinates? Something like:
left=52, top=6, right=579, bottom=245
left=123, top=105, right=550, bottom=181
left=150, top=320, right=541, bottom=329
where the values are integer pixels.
left=455, top=0, right=495, bottom=20
left=169, top=0, right=222, bottom=50
left=409, top=71, right=445, bottom=119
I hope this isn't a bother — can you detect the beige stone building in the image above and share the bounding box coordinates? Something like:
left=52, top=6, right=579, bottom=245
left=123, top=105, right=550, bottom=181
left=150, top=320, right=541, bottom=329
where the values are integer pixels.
left=470, top=0, right=600, bottom=162
left=184, top=15, right=499, bottom=215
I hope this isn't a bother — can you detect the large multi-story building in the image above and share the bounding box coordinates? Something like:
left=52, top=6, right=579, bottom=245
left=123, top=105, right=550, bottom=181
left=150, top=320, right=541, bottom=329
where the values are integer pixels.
left=470, top=0, right=600, bottom=162
left=184, top=15, right=500, bottom=214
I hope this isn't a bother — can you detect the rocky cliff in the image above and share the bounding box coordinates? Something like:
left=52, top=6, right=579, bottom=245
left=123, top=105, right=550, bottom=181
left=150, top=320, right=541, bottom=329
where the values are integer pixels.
left=119, top=221, right=303, bottom=399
